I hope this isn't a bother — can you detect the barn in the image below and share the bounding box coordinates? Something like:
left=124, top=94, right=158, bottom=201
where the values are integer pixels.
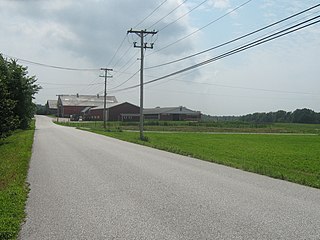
left=57, top=94, right=117, bottom=117
left=88, top=102, right=140, bottom=121
left=143, top=106, right=201, bottom=121
left=45, top=100, right=58, bottom=115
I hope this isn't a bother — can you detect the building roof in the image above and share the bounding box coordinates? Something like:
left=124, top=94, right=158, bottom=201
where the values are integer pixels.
left=143, top=106, right=200, bottom=115
left=58, top=95, right=117, bottom=107
left=90, top=102, right=138, bottom=110
left=47, top=100, right=58, bottom=109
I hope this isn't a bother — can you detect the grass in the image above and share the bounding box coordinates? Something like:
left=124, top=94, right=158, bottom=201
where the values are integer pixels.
left=81, top=128, right=320, bottom=189
left=0, top=122, right=35, bottom=240
left=56, top=120, right=320, bottom=134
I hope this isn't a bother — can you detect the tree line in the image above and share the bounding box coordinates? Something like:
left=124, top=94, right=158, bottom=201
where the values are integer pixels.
left=0, top=55, right=41, bottom=139
left=240, top=109, right=320, bottom=124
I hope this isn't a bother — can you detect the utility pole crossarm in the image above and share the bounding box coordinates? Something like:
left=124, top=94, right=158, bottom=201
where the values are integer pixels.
left=127, top=29, right=158, bottom=35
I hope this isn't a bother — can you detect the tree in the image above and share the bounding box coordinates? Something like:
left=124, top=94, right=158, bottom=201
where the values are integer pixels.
left=5, top=59, right=41, bottom=129
left=0, top=55, right=41, bottom=137
left=292, top=108, right=318, bottom=124
left=0, top=79, right=18, bottom=139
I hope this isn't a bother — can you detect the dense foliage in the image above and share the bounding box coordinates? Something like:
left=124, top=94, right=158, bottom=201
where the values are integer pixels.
left=0, top=55, right=41, bottom=138
left=240, top=109, right=320, bottom=124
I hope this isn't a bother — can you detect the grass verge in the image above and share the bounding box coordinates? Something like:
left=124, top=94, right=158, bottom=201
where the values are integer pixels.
left=0, top=121, right=35, bottom=239
left=85, top=129, right=320, bottom=189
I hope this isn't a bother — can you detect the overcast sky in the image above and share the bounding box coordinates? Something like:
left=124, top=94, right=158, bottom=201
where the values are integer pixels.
left=1, top=0, right=319, bottom=115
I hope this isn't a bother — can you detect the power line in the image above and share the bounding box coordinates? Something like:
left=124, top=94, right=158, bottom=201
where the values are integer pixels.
left=1, top=53, right=100, bottom=71
left=112, top=51, right=139, bottom=78
left=107, top=0, right=168, bottom=68
left=145, top=88, right=320, bottom=101
left=111, top=44, right=133, bottom=69
left=158, top=0, right=209, bottom=32
left=109, top=15, right=320, bottom=93
left=146, top=3, right=320, bottom=69
left=106, top=34, right=128, bottom=67
left=169, top=79, right=318, bottom=96
left=144, top=16, right=320, bottom=86
left=109, top=69, right=140, bottom=90
left=37, top=81, right=103, bottom=86
left=149, top=0, right=253, bottom=56
left=134, top=0, right=168, bottom=28
left=148, top=0, right=188, bottom=29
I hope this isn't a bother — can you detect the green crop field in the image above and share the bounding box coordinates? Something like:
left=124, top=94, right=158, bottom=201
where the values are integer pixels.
left=0, top=122, right=35, bottom=240
left=57, top=120, right=320, bottom=134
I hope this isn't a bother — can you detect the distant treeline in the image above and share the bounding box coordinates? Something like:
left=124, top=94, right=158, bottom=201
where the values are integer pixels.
left=240, top=108, right=320, bottom=124
left=202, top=108, right=320, bottom=124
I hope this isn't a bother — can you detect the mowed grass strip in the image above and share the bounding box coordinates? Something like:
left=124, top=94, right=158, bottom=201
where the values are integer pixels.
left=87, top=129, right=320, bottom=189
left=0, top=122, right=35, bottom=240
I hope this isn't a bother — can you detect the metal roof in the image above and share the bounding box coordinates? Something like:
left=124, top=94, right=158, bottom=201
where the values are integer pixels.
left=143, top=106, right=200, bottom=115
left=59, top=95, right=117, bottom=107
left=47, top=100, right=58, bottom=109
left=90, top=102, right=138, bottom=110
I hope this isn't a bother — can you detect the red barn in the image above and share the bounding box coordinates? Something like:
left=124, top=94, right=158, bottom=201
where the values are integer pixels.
left=57, top=94, right=117, bottom=117
left=89, top=102, right=140, bottom=121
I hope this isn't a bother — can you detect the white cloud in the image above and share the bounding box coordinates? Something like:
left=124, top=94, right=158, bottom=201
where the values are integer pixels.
left=208, top=0, right=230, bottom=9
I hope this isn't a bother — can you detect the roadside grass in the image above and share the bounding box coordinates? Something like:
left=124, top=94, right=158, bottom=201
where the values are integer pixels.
left=56, top=120, right=320, bottom=134
left=0, top=122, right=35, bottom=240
left=84, top=129, right=320, bottom=189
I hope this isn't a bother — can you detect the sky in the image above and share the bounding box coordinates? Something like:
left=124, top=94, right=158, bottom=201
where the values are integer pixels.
left=0, top=0, right=319, bottom=116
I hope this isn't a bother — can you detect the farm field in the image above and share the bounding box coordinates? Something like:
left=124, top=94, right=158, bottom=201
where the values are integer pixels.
left=57, top=120, right=320, bottom=189
left=57, top=120, right=320, bottom=134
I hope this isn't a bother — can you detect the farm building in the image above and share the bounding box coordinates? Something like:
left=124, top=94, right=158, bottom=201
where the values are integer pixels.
left=143, top=106, right=201, bottom=121
left=45, top=100, right=58, bottom=115
left=88, top=102, right=140, bottom=121
left=57, top=94, right=117, bottom=117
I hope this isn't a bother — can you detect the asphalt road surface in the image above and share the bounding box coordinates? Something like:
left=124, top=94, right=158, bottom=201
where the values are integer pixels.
left=20, top=116, right=320, bottom=239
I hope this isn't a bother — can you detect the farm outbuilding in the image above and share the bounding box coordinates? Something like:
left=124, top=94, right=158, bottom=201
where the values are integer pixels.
left=57, top=94, right=117, bottom=117
left=89, top=102, right=140, bottom=121
left=143, top=106, right=201, bottom=121
left=45, top=100, right=58, bottom=115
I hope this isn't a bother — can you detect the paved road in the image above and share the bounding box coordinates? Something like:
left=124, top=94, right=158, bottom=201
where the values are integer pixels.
left=20, top=116, right=320, bottom=239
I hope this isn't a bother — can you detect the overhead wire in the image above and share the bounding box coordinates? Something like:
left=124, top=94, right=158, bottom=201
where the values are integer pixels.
left=1, top=53, right=100, bottom=71
left=148, top=0, right=254, bottom=56
left=106, top=0, right=167, bottom=71
left=134, top=0, right=168, bottom=28
left=146, top=3, right=320, bottom=69
left=148, top=0, right=189, bottom=29
left=109, top=48, right=147, bottom=90
left=106, top=34, right=128, bottom=67
left=169, top=79, right=318, bottom=95
left=108, top=15, right=320, bottom=93
left=144, top=16, right=320, bottom=86
left=109, top=70, right=140, bottom=90
left=145, top=88, right=320, bottom=101
left=158, top=0, right=209, bottom=32
left=37, top=81, right=103, bottom=86
left=112, top=51, right=139, bottom=77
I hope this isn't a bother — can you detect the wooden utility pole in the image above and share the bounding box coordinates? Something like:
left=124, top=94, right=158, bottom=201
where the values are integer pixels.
left=127, top=29, right=157, bottom=140
left=100, top=68, right=113, bottom=130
